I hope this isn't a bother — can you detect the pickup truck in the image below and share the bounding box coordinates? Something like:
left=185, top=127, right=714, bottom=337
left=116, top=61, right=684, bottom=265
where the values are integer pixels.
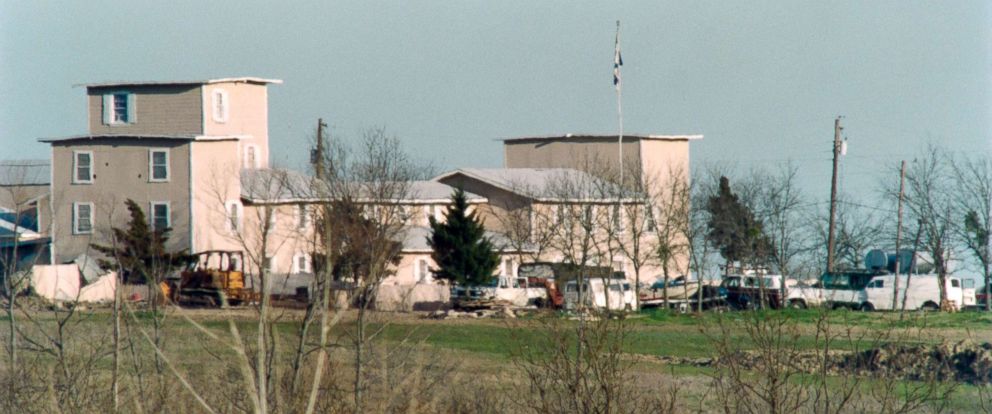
left=450, top=276, right=548, bottom=307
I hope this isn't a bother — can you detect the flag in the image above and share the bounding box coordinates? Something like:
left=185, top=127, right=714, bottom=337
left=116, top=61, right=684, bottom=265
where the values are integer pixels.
left=613, top=24, right=623, bottom=91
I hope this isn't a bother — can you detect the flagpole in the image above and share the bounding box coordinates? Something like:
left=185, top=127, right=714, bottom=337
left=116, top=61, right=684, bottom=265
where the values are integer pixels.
left=616, top=21, right=624, bottom=193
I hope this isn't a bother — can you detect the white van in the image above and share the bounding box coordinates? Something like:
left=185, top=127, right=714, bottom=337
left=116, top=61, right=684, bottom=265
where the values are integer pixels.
left=862, top=274, right=964, bottom=311
left=563, top=278, right=635, bottom=311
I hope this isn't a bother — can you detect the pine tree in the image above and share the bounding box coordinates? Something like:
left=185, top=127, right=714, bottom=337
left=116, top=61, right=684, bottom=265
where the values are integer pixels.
left=706, top=176, right=770, bottom=271
left=428, top=188, right=500, bottom=286
left=91, top=199, right=190, bottom=284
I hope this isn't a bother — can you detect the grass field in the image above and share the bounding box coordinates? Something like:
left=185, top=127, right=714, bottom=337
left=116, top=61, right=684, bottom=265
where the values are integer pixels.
left=1, top=305, right=990, bottom=413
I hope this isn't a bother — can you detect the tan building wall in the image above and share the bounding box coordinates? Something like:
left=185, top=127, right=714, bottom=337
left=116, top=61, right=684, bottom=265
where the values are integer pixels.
left=434, top=175, right=530, bottom=234
left=202, top=82, right=271, bottom=169
left=50, top=139, right=192, bottom=262
left=503, top=137, right=641, bottom=173
left=87, top=85, right=203, bottom=136
left=189, top=139, right=245, bottom=255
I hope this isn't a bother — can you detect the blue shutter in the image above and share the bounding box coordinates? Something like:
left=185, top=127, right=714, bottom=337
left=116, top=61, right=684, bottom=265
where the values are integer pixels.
left=126, top=93, right=136, bottom=123
left=102, top=94, right=112, bottom=124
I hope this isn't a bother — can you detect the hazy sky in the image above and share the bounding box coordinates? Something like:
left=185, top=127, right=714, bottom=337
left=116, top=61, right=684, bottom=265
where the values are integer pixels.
left=2, top=1, right=989, bottom=202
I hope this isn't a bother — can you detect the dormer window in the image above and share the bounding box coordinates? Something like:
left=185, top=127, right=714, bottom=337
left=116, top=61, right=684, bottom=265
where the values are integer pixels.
left=244, top=145, right=260, bottom=169
left=102, top=93, right=134, bottom=125
left=212, top=89, right=229, bottom=123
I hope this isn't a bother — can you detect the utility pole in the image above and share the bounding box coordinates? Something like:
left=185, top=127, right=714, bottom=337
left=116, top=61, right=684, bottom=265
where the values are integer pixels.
left=826, top=117, right=843, bottom=273
left=313, top=118, right=328, bottom=180
left=892, top=160, right=906, bottom=310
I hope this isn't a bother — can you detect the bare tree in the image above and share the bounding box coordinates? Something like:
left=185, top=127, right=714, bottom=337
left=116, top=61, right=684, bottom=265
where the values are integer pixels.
left=951, top=153, right=992, bottom=311
left=901, top=146, right=957, bottom=309
left=750, top=164, right=810, bottom=301
left=312, top=127, right=416, bottom=414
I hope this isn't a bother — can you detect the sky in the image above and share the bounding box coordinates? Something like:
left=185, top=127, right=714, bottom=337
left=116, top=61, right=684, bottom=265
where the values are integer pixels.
left=1, top=1, right=990, bottom=204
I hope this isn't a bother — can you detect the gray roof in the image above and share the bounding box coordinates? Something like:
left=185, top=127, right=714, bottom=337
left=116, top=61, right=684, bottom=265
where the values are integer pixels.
left=37, top=134, right=247, bottom=143
left=501, top=133, right=703, bottom=142
left=240, top=171, right=484, bottom=205
left=80, top=77, right=283, bottom=88
left=407, top=181, right=485, bottom=203
left=241, top=169, right=318, bottom=203
left=434, top=168, right=629, bottom=202
left=0, top=160, right=50, bottom=186
left=399, top=226, right=536, bottom=253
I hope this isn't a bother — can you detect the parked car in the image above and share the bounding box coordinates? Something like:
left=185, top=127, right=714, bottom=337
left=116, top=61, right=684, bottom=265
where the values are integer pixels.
left=720, top=274, right=787, bottom=310
left=862, top=274, right=965, bottom=311
left=785, top=270, right=883, bottom=309
left=563, top=277, right=635, bottom=311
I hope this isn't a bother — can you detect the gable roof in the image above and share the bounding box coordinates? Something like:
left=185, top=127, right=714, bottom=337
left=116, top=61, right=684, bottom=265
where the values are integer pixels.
left=79, top=77, right=283, bottom=88
left=433, top=168, right=631, bottom=203
left=240, top=169, right=485, bottom=205
left=0, top=160, right=50, bottom=186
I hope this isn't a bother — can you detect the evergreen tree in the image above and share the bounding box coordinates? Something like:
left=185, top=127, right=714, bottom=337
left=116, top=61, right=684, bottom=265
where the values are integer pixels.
left=706, top=176, right=770, bottom=271
left=428, top=188, right=500, bottom=286
left=91, top=199, right=191, bottom=284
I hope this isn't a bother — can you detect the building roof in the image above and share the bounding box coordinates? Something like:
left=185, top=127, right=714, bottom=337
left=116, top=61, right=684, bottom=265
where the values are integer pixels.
left=38, top=134, right=245, bottom=143
left=79, top=77, right=283, bottom=88
left=240, top=170, right=485, bottom=205
left=0, top=160, right=50, bottom=186
left=407, top=181, right=485, bottom=204
left=501, top=133, right=703, bottom=142
left=399, top=226, right=536, bottom=253
left=241, top=169, right=318, bottom=204
left=433, top=168, right=632, bottom=203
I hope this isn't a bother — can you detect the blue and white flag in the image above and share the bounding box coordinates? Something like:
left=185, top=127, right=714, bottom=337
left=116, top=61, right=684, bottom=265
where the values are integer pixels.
left=613, top=24, right=623, bottom=91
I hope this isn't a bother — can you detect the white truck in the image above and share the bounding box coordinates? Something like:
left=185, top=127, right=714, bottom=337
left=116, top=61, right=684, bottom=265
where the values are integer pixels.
left=451, top=276, right=548, bottom=307
left=785, top=270, right=882, bottom=309
left=861, top=274, right=965, bottom=311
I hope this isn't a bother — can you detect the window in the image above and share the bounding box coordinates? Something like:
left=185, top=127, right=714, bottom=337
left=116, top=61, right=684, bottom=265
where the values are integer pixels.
left=951, top=279, right=960, bottom=288
left=398, top=205, right=412, bottom=223
left=643, top=204, right=656, bottom=232
left=416, top=258, right=432, bottom=283
left=293, top=252, right=311, bottom=274
left=265, top=206, right=277, bottom=230
left=150, top=202, right=170, bottom=230
left=264, top=256, right=275, bottom=274
left=102, top=93, right=134, bottom=125
left=226, top=201, right=242, bottom=233
left=73, top=202, right=94, bottom=234
left=149, top=149, right=169, bottom=182
left=73, top=151, right=93, bottom=183
left=611, top=205, right=623, bottom=233
left=583, top=205, right=594, bottom=224
left=296, top=205, right=310, bottom=229
left=212, top=89, right=229, bottom=123
left=502, top=257, right=516, bottom=278
left=244, top=145, right=259, bottom=169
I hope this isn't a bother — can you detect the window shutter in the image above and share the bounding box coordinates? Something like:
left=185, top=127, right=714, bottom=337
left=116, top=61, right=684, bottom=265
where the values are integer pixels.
left=102, top=94, right=112, bottom=124
left=126, top=94, right=136, bottom=123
